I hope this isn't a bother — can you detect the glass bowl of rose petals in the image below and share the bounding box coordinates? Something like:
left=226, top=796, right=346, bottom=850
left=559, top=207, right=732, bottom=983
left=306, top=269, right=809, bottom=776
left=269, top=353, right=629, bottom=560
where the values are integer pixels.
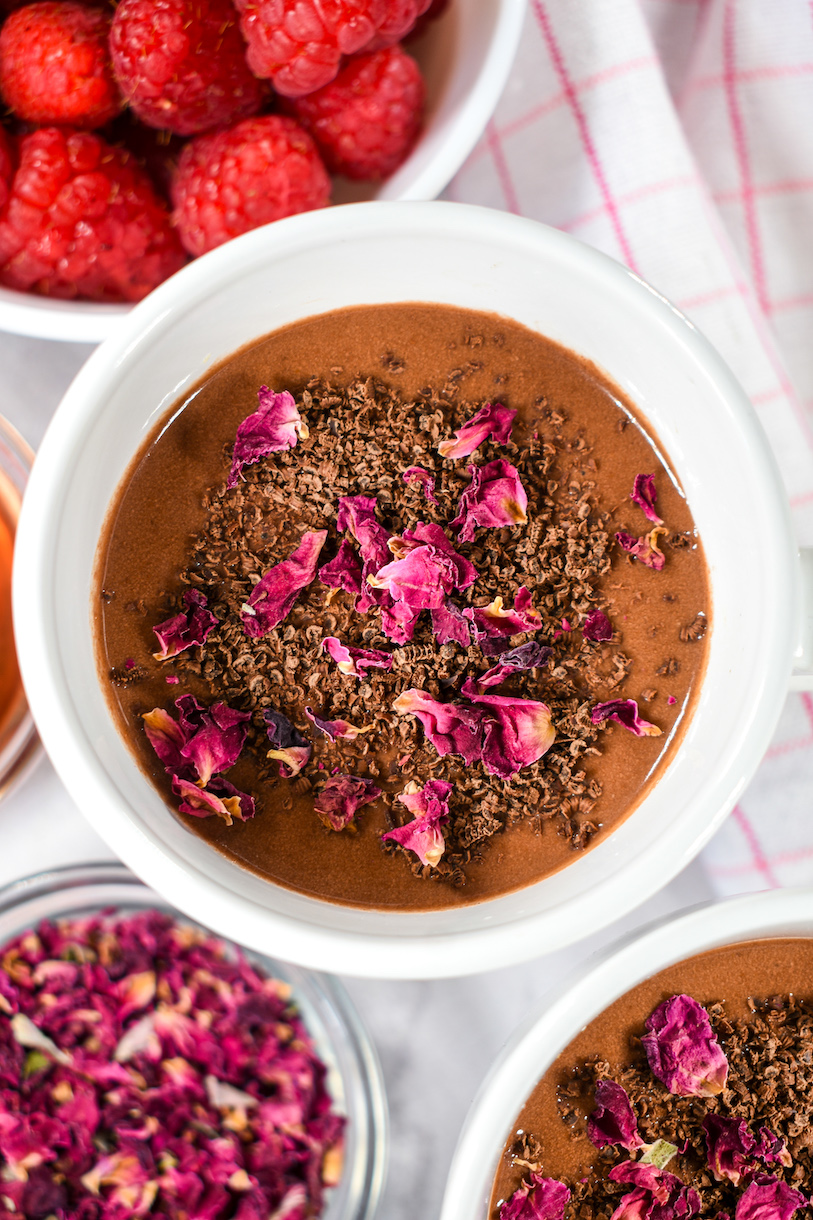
left=440, top=887, right=813, bottom=1220
left=0, top=861, right=388, bottom=1220
left=0, top=0, right=525, bottom=342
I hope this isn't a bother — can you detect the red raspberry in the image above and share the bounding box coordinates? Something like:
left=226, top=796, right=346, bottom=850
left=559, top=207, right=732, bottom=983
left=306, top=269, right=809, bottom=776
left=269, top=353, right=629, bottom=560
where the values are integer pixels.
left=110, top=0, right=264, bottom=136
left=0, top=127, right=186, bottom=301
left=0, top=128, right=12, bottom=212
left=233, top=0, right=387, bottom=97
left=171, top=115, right=331, bottom=257
left=0, top=3, right=121, bottom=129
left=287, top=45, right=424, bottom=180
left=365, top=0, right=431, bottom=49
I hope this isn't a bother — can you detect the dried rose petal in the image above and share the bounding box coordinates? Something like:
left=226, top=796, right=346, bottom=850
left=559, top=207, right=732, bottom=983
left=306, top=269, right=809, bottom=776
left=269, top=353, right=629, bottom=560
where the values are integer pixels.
left=451, top=458, right=528, bottom=543
left=314, top=774, right=382, bottom=831
left=642, top=994, right=728, bottom=1096
left=631, top=473, right=663, bottom=524
left=703, top=1114, right=756, bottom=1185
left=437, top=401, right=517, bottom=460
left=321, top=636, right=393, bottom=679
left=755, top=1129, right=792, bottom=1169
left=393, top=688, right=485, bottom=766
left=431, top=599, right=471, bottom=647
left=591, top=699, right=662, bottom=738
left=172, top=774, right=254, bottom=825
left=142, top=706, right=187, bottom=772
left=176, top=694, right=252, bottom=786
left=369, top=522, right=477, bottom=609
left=319, top=539, right=364, bottom=601
left=616, top=526, right=667, bottom=571
left=227, top=387, right=308, bottom=488
left=305, top=707, right=373, bottom=742
left=608, top=1162, right=700, bottom=1220
left=478, top=641, right=553, bottom=687
left=381, top=779, right=452, bottom=868
left=380, top=600, right=421, bottom=644
left=587, top=1079, right=643, bottom=1152
left=264, top=708, right=312, bottom=778
left=152, top=589, right=217, bottom=660
left=336, top=494, right=392, bottom=579
left=583, top=609, right=613, bottom=642
left=242, top=531, right=327, bottom=638
left=403, top=465, right=439, bottom=504
left=461, top=678, right=555, bottom=779
left=734, top=1176, right=807, bottom=1220
left=500, top=1174, right=570, bottom=1220
left=464, top=587, right=542, bottom=642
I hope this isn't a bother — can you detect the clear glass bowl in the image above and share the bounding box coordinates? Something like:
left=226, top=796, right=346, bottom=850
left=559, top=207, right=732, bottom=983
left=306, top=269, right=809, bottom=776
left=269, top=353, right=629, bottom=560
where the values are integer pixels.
left=0, top=414, right=39, bottom=801
left=0, top=861, right=388, bottom=1220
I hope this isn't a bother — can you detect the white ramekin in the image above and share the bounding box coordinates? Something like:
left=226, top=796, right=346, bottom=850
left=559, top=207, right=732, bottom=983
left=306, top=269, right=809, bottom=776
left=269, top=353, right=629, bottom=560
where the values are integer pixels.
left=440, top=887, right=813, bottom=1220
left=0, top=0, right=526, bottom=343
left=13, top=201, right=810, bottom=979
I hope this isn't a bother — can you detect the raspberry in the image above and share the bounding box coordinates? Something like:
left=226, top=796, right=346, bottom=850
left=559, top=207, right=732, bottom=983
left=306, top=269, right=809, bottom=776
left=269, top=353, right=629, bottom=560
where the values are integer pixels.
left=365, top=0, right=432, bottom=49
left=0, top=127, right=186, bottom=301
left=171, top=115, right=331, bottom=257
left=287, top=45, right=424, bottom=180
left=0, top=127, right=12, bottom=212
left=110, top=0, right=264, bottom=136
left=0, top=3, right=121, bottom=129
left=233, top=0, right=387, bottom=97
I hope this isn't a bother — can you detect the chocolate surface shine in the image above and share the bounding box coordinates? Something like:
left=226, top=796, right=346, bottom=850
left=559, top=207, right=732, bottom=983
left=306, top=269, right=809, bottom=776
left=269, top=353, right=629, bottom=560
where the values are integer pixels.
left=94, top=304, right=710, bottom=910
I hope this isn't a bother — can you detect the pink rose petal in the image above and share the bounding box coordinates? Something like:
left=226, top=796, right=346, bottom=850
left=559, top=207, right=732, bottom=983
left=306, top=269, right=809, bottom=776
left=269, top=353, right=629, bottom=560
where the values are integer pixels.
left=703, top=1114, right=756, bottom=1185
left=461, top=678, right=555, bottom=779
left=152, top=589, right=217, bottom=661
left=735, top=1176, right=806, bottom=1220
left=321, top=636, right=393, bottom=679
left=430, top=599, right=472, bottom=647
left=591, top=699, right=662, bottom=737
left=631, top=473, right=663, bottom=524
left=175, top=694, right=252, bottom=787
left=477, top=641, right=553, bottom=687
left=369, top=522, right=477, bottom=610
left=608, top=1163, right=700, bottom=1220
left=381, top=779, right=452, bottom=868
left=172, top=775, right=254, bottom=825
left=142, top=707, right=187, bottom=772
left=318, top=540, right=363, bottom=598
left=500, top=1174, right=570, bottom=1220
left=241, top=531, right=327, bottom=638
left=314, top=774, right=382, bottom=831
left=264, top=708, right=312, bottom=778
left=582, top=609, right=613, bottom=642
left=393, top=689, right=484, bottom=765
left=437, top=402, right=517, bottom=460
left=337, top=495, right=392, bottom=578
left=451, top=459, right=528, bottom=543
left=616, top=526, right=667, bottom=571
left=755, top=1129, right=792, bottom=1170
left=305, top=707, right=373, bottom=742
left=464, top=586, right=542, bottom=643
left=227, top=388, right=308, bottom=488
left=642, top=993, right=728, bottom=1096
left=379, top=600, right=421, bottom=644
left=403, top=465, right=439, bottom=504
left=588, top=1079, right=644, bottom=1152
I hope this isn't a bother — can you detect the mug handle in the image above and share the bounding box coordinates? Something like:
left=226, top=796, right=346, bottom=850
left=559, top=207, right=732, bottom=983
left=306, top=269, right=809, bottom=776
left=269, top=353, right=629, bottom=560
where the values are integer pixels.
left=790, top=547, right=813, bottom=691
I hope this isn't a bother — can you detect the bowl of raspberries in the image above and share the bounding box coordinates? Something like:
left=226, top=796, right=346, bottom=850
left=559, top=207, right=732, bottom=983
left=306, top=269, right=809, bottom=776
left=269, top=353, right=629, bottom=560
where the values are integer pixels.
left=0, top=0, right=525, bottom=342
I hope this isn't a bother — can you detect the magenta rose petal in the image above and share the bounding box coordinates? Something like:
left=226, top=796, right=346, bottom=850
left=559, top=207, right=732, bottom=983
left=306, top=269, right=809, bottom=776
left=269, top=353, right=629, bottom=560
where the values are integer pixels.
left=264, top=707, right=312, bottom=778
left=381, top=779, right=452, bottom=868
left=336, top=494, right=392, bottom=578
left=582, top=609, right=613, bottom=642
left=631, top=473, right=663, bottom=524
left=175, top=694, right=251, bottom=786
left=755, top=1129, right=793, bottom=1169
left=478, top=641, right=553, bottom=687
left=616, top=526, right=667, bottom=571
left=431, top=599, right=472, bottom=647
left=500, top=1174, right=570, bottom=1220
left=464, top=586, right=543, bottom=643
left=587, top=1079, right=644, bottom=1152
left=451, top=459, right=529, bottom=543
left=242, top=531, right=327, bottom=638
left=142, top=706, right=188, bottom=771
left=314, top=774, right=382, bottom=831
left=437, top=401, right=517, bottom=460
left=369, top=521, right=477, bottom=610
left=379, top=600, right=421, bottom=644
left=642, top=993, right=729, bottom=1096
left=735, top=1176, right=807, bottom=1220
left=403, top=465, right=439, bottom=504
left=321, top=636, right=393, bottom=678
left=152, top=589, right=217, bottom=660
left=227, top=387, right=308, bottom=488
left=702, top=1114, right=756, bottom=1185
left=305, top=706, right=372, bottom=742
left=608, top=1163, right=701, bottom=1220
left=460, top=679, right=555, bottom=779
left=318, top=539, right=363, bottom=597
left=172, top=774, right=248, bottom=825
left=393, top=688, right=485, bottom=765
left=591, top=699, right=662, bottom=738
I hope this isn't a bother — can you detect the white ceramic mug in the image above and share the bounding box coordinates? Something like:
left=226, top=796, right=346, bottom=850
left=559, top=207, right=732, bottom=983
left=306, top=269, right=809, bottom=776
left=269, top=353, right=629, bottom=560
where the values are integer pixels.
left=13, top=201, right=813, bottom=979
left=439, top=887, right=813, bottom=1220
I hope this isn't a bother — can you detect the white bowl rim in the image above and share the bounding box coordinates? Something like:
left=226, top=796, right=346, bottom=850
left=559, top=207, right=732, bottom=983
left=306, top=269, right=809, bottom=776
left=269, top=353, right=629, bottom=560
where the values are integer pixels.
left=13, top=200, right=798, bottom=979
left=440, top=886, right=813, bottom=1220
left=0, top=0, right=527, bottom=344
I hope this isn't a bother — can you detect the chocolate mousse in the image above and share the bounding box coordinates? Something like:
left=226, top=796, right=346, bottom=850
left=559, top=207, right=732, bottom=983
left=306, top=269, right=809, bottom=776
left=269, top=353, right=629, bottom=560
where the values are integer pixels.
left=490, top=938, right=813, bottom=1220
left=94, top=303, right=710, bottom=910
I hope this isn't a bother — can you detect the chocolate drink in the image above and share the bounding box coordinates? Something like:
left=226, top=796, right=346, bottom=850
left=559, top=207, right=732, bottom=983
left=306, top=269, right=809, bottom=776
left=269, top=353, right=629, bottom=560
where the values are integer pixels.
left=490, top=938, right=813, bottom=1219
left=94, top=303, right=710, bottom=910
